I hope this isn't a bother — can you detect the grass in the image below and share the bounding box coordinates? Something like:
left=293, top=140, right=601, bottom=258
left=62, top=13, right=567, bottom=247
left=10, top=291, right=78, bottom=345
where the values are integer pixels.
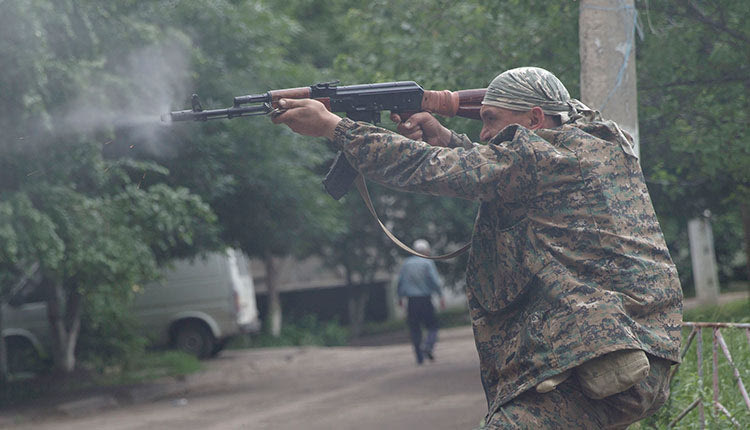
left=683, top=298, right=750, bottom=323
left=638, top=297, right=750, bottom=429
left=0, top=350, right=201, bottom=409
left=94, top=350, right=202, bottom=386
left=229, top=314, right=352, bottom=349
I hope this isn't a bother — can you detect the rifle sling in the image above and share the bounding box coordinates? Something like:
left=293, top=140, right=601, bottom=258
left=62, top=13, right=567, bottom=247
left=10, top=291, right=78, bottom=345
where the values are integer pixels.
left=354, top=174, right=471, bottom=260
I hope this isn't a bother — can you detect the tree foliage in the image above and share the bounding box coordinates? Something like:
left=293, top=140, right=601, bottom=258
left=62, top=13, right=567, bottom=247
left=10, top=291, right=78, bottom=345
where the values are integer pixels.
left=636, top=0, right=749, bottom=289
left=0, top=0, right=219, bottom=372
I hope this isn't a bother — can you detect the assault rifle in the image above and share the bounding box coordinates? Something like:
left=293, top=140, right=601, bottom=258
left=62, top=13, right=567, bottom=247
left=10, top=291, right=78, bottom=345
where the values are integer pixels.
left=164, top=81, right=485, bottom=200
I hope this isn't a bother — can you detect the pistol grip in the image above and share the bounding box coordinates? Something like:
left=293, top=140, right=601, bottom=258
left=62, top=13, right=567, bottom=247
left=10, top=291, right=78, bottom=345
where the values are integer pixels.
left=323, top=152, right=358, bottom=200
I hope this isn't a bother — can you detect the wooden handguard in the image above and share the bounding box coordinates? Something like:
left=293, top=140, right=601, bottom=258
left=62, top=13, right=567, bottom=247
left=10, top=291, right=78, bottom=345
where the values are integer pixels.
left=268, top=87, right=311, bottom=104
left=268, top=87, right=330, bottom=111
left=421, top=88, right=485, bottom=120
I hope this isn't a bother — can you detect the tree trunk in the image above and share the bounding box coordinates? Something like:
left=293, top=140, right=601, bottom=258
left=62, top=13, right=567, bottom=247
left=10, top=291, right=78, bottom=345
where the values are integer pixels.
left=46, top=281, right=82, bottom=373
left=0, top=303, right=7, bottom=383
left=348, top=289, right=368, bottom=339
left=1, top=262, right=41, bottom=380
left=264, top=255, right=282, bottom=338
left=346, top=268, right=368, bottom=339
left=385, top=278, right=398, bottom=321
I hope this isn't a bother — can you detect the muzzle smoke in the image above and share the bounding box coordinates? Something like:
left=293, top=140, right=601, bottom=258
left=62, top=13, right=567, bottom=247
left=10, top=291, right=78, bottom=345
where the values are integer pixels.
left=54, top=41, right=191, bottom=156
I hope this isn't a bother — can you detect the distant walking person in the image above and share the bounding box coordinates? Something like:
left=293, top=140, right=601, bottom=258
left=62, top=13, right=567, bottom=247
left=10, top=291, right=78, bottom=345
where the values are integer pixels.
left=397, top=239, right=445, bottom=365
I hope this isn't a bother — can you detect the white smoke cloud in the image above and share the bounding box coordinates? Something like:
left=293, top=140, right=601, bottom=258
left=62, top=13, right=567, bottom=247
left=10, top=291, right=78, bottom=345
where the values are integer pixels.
left=55, top=39, right=192, bottom=156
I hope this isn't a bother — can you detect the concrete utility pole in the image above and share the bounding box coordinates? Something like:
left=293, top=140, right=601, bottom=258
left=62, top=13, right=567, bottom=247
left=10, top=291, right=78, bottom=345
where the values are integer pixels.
left=580, top=2, right=723, bottom=301
left=688, top=212, right=720, bottom=305
left=579, top=0, right=640, bottom=156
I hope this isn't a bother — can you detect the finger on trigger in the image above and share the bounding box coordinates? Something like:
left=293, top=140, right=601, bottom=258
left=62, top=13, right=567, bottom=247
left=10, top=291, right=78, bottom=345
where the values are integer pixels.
left=270, top=108, right=286, bottom=120
left=271, top=111, right=284, bottom=124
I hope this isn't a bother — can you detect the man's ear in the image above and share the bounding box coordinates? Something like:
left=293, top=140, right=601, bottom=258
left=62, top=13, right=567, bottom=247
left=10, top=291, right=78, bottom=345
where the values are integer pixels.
left=528, top=106, right=545, bottom=130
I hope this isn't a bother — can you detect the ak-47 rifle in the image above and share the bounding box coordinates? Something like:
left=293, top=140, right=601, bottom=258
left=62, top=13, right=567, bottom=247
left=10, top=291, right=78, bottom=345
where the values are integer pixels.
left=164, top=81, right=485, bottom=200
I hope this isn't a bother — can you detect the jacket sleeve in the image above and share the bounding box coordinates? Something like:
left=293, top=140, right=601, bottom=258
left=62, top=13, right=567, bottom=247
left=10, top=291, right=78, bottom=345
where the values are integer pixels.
left=332, top=118, right=533, bottom=202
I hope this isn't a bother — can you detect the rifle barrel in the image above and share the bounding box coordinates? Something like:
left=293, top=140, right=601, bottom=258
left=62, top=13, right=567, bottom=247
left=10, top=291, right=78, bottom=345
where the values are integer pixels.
left=164, top=104, right=270, bottom=122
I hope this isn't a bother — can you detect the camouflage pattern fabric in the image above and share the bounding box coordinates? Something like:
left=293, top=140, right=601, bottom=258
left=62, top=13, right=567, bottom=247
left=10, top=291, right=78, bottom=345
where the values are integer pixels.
left=483, top=354, right=672, bottom=429
left=331, top=114, right=682, bottom=423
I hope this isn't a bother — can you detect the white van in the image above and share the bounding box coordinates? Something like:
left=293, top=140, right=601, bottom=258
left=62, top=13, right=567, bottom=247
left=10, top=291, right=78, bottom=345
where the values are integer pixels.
left=2, top=249, right=260, bottom=367
left=134, top=248, right=260, bottom=358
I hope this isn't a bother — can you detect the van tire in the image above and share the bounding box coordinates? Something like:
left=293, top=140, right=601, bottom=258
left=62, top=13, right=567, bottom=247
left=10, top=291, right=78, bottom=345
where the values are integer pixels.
left=210, top=338, right=228, bottom=357
left=5, top=336, right=44, bottom=374
left=173, top=321, right=215, bottom=359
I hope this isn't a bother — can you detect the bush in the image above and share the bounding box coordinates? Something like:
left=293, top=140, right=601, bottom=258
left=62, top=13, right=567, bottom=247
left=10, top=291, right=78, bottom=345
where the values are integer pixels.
left=76, top=295, right=148, bottom=373
left=235, top=315, right=351, bottom=348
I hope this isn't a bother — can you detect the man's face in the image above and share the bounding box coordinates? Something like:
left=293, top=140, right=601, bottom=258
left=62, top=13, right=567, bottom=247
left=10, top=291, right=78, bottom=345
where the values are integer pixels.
left=479, top=105, right=531, bottom=142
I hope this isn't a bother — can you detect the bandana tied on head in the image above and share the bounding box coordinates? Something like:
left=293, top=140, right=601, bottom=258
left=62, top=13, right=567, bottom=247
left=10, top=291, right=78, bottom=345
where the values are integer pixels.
left=482, top=67, right=637, bottom=158
left=482, top=66, right=588, bottom=123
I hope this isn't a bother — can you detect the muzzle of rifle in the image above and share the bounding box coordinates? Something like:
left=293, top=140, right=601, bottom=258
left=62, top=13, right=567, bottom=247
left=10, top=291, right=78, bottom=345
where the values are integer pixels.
left=162, top=110, right=197, bottom=122
left=163, top=104, right=272, bottom=122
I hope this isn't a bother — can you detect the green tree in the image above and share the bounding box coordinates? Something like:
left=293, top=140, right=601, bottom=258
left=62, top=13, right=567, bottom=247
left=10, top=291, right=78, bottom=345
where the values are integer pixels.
left=122, top=0, right=344, bottom=336
left=0, top=1, right=218, bottom=372
left=0, top=194, right=63, bottom=380
left=636, top=0, right=750, bottom=291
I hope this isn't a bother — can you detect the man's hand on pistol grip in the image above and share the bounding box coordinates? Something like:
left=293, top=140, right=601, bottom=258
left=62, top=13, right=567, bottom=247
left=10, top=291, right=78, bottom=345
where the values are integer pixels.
left=390, top=112, right=452, bottom=147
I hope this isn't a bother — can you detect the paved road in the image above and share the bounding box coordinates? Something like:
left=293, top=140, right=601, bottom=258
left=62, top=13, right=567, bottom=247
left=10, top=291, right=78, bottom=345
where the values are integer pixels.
left=4, top=326, right=487, bottom=430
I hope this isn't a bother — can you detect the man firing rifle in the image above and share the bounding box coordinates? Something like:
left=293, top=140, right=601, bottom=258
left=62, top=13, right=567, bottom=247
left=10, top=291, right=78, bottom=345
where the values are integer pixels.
left=272, top=67, right=682, bottom=429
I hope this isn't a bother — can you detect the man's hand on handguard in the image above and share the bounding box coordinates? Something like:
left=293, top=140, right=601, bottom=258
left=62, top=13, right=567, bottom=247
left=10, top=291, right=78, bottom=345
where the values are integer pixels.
left=271, top=99, right=341, bottom=140
left=390, top=112, right=452, bottom=147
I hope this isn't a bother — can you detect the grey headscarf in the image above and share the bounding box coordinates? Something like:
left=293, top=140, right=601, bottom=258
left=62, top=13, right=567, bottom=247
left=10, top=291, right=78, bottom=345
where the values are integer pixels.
left=482, top=67, right=636, bottom=157
left=482, top=66, right=592, bottom=123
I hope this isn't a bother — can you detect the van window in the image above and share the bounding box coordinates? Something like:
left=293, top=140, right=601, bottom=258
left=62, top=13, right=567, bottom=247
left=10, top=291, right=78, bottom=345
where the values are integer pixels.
left=8, top=283, right=46, bottom=307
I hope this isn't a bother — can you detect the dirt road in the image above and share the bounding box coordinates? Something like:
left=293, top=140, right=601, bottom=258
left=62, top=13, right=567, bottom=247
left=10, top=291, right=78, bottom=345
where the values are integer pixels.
left=4, top=326, right=487, bottom=430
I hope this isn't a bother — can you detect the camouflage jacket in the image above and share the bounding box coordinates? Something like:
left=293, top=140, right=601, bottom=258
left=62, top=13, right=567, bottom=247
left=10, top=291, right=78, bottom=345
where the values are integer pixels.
left=332, top=118, right=683, bottom=414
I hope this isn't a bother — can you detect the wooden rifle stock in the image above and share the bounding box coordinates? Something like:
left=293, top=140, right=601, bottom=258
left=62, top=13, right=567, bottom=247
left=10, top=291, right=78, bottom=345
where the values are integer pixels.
left=420, top=88, right=485, bottom=120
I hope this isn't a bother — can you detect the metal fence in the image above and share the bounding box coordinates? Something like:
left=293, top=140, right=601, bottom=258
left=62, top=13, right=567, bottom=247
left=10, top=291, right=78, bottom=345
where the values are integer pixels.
left=667, top=322, right=750, bottom=429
